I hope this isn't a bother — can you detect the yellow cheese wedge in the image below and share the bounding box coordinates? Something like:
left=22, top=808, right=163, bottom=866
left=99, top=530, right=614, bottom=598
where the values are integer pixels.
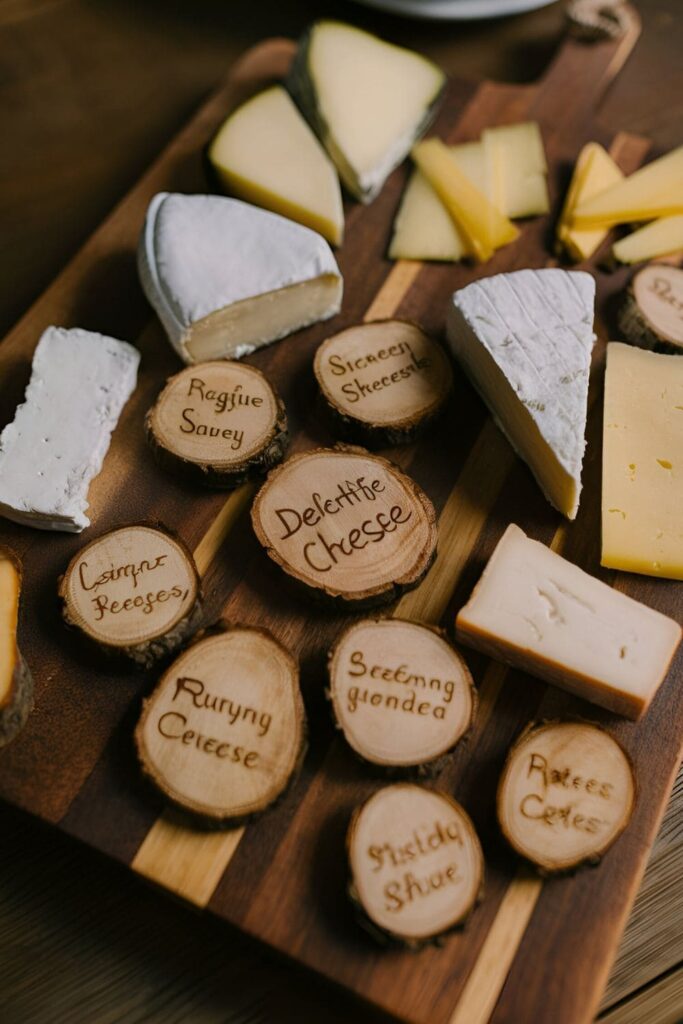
left=450, top=141, right=488, bottom=186
left=573, top=146, right=683, bottom=229
left=613, top=214, right=683, bottom=264
left=558, top=143, right=623, bottom=261
left=208, top=86, right=344, bottom=246
left=482, top=122, right=549, bottom=218
left=602, top=342, right=683, bottom=580
left=412, top=139, right=518, bottom=262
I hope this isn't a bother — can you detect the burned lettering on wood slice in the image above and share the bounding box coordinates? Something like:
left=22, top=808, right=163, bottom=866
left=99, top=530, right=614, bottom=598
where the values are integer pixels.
left=135, top=622, right=306, bottom=825
left=328, top=618, right=475, bottom=773
left=251, top=446, right=437, bottom=608
left=347, top=784, right=484, bottom=947
left=618, top=265, right=683, bottom=353
left=145, top=361, right=288, bottom=487
left=0, top=546, right=34, bottom=747
left=59, top=523, right=202, bottom=667
left=497, top=721, right=636, bottom=874
left=313, top=320, right=453, bottom=446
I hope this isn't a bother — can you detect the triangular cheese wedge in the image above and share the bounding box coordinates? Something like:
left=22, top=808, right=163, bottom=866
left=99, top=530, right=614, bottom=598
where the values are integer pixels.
left=612, top=213, right=683, bottom=263
left=447, top=269, right=596, bottom=519
left=572, top=146, right=683, bottom=229
left=208, top=86, right=344, bottom=246
left=557, top=143, right=623, bottom=261
left=288, top=21, right=445, bottom=204
left=138, top=193, right=343, bottom=365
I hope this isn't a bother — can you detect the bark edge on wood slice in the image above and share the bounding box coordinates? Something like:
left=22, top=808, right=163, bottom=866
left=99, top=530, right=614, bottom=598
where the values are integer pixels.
left=618, top=264, right=683, bottom=353
left=497, top=720, right=636, bottom=875
left=313, top=320, right=453, bottom=446
left=145, top=361, right=288, bottom=487
left=0, top=546, right=34, bottom=747
left=328, top=618, right=476, bottom=773
left=347, top=784, right=484, bottom=947
left=251, top=445, right=437, bottom=607
left=58, top=522, right=203, bottom=668
left=134, top=621, right=306, bottom=825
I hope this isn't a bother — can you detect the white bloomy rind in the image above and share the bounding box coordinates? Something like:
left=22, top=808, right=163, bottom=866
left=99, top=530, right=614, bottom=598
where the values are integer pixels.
left=138, top=192, right=343, bottom=365
left=0, top=327, right=140, bottom=532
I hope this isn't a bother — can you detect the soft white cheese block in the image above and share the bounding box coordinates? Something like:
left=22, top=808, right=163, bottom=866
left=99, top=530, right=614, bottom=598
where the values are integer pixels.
left=456, top=524, right=682, bottom=720
left=138, top=192, right=343, bottom=365
left=447, top=269, right=595, bottom=519
left=0, top=327, right=140, bottom=532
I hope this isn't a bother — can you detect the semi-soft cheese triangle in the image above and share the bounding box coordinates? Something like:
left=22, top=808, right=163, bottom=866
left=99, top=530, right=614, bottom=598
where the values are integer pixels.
left=447, top=269, right=595, bottom=519
left=138, top=193, right=343, bottom=365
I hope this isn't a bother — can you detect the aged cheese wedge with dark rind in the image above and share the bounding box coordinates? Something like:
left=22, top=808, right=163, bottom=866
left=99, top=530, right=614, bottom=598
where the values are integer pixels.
left=135, top=623, right=306, bottom=825
left=0, top=546, right=34, bottom=748
left=146, top=362, right=288, bottom=487
left=347, top=784, right=484, bottom=946
left=497, top=721, right=636, bottom=874
left=59, top=523, right=202, bottom=667
left=328, top=618, right=475, bottom=772
left=251, top=446, right=437, bottom=608
left=618, top=265, right=683, bottom=352
left=314, top=321, right=453, bottom=446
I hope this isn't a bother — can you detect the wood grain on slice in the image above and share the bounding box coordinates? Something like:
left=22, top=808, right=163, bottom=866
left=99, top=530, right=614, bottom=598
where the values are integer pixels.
left=313, top=320, right=453, bottom=446
left=618, top=265, right=683, bottom=352
left=348, top=784, right=484, bottom=947
left=251, top=446, right=437, bottom=607
left=328, top=619, right=475, bottom=772
left=135, top=623, right=305, bottom=825
left=59, top=524, right=202, bottom=667
left=146, top=362, right=288, bottom=487
left=497, top=721, right=636, bottom=874
left=0, top=546, right=33, bottom=747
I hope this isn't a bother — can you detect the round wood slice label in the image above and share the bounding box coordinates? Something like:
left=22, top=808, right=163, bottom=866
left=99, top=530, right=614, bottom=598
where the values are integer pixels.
left=631, top=265, right=683, bottom=347
left=135, top=625, right=305, bottom=823
left=59, top=525, right=200, bottom=650
left=146, top=362, right=285, bottom=476
left=348, top=784, right=483, bottom=944
left=314, top=320, right=452, bottom=429
left=251, top=447, right=437, bottom=605
left=497, top=722, right=636, bottom=873
left=329, top=619, right=475, bottom=768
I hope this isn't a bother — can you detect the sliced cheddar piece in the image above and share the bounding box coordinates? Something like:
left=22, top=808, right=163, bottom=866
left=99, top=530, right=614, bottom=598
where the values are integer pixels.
left=573, top=145, right=683, bottom=229
left=482, top=122, right=549, bottom=218
left=613, top=214, right=683, bottom=264
left=558, top=143, right=623, bottom=261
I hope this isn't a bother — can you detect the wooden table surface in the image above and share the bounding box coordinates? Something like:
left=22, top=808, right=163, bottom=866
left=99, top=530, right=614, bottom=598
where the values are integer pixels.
left=1, top=2, right=682, bottom=1022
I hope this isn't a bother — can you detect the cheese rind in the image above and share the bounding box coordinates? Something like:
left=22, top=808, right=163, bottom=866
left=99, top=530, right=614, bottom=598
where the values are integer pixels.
left=572, top=145, right=683, bottom=228
left=612, top=214, right=683, bottom=264
left=138, top=193, right=343, bottom=365
left=447, top=269, right=595, bottom=519
left=456, top=524, right=682, bottom=720
left=0, top=327, right=139, bottom=532
left=601, top=342, right=683, bottom=580
left=558, top=143, right=623, bottom=261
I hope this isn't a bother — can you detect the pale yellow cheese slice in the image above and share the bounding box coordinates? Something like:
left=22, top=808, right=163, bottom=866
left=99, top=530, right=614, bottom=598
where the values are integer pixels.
left=208, top=86, right=344, bottom=246
left=482, top=122, right=549, bottom=219
left=558, top=143, right=623, bottom=261
left=573, top=146, right=683, bottom=229
left=613, top=214, right=683, bottom=263
left=602, top=342, right=683, bottom=580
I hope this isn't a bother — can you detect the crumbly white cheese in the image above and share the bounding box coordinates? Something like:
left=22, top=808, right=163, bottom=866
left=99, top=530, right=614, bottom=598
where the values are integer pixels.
left=138, top=193, right=343, bottom=365
left=0, top=327, right=140, bottom=532
left=447, top=269, right=596, bottom=519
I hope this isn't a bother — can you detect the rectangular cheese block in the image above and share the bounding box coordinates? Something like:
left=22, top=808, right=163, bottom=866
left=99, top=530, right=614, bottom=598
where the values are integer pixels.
left=0, top=327, right=139, bottom=532
left=602, top=342, right=683, bottom=580
left=482, top=122, right=549, bottom=218
left=456, top=524, right=681, bottom=719
left=612, top=214, right=683, bottom=264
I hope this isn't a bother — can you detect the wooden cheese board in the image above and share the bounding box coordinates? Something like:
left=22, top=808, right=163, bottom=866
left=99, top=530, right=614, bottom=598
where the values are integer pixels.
left=1, top=10, right=682, bottom=1024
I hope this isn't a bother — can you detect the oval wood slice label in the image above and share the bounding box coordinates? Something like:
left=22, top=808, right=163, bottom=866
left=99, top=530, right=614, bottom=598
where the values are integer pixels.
left=0, top=545, right=33, bottom=747
left=251, top=447, right=437, bottom=606
left=59, top=524, right=201, bottom=664
left=146, top=361, right=287, bottom=485
left=497, top=721, right=636, bottom=874
left=135, top=624, right=306, bottom=823
left=314, top=320, right=452, bottom=442
left=622, top=265, right=683, bottom=350
left=348, top=784, right=483, bottom=945
left=329, top=619, right=475, bottom=769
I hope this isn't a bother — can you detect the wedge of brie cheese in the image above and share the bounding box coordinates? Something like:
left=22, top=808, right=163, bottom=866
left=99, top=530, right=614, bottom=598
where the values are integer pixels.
left=447, top=269, right=595, bottom=519
left=138, top=193, right=343, bottom=365
left=0, top=327, right=139, bottom=532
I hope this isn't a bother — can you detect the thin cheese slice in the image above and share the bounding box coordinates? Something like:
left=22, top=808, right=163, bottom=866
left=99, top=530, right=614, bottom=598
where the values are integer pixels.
left=558, top=143, right=623, bottom=261
left=483, top=122, right=549, bottom=218
left=602, top=342, right=683, bottom=580
left=207, top=86, right=344, bottom=246
left=447, top=269, right=595, bottom=519
left=573, top=145, right=683, bottom=229
left=456, top=524, right=681, bottom=720
left=612, top=214, right=683, bottom=264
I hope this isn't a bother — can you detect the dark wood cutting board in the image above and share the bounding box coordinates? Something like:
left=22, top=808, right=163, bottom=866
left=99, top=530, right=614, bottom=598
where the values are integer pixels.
left=1, top=9, right=681, bottom=1023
